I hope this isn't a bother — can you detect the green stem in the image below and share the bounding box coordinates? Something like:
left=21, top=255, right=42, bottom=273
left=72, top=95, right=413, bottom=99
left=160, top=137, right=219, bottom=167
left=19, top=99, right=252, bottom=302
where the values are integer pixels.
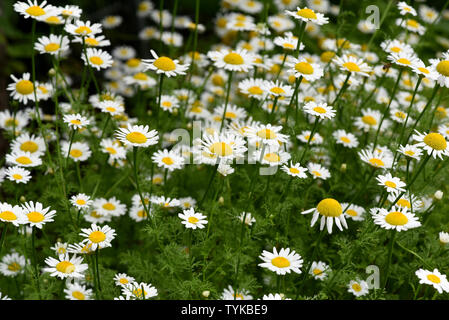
left=133, top=147, right=153, bottom=227
left=0, top=223, right=8, bottom=257
left=220, top=71, right=234, bottom=133
left=299, top=117, right=320, bottom=163
left=31, top=227, right=42, bottom=300
left=65, top=129, right=76, bottom=167
left=382, top=230, right=397, bottom=289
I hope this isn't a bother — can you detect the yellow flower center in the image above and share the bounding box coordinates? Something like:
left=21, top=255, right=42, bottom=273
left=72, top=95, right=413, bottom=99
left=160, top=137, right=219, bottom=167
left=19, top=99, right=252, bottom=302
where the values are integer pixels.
left=153, top=57, right=176, bottom=71
left=418, top=67, right=430, bottom=74
left=404, top=150, right=415, bottom=157
left=137, top=210, right=146, bottom=218
left=407, top=19, right=419, bottom=28
left=56, top=261, right=75, bottom=274
left=395, top=111, right=406, bottom=119
left=5, top=118, right=18, bottom=127
left=188, top=216, right=199, bottom=224
left=294, top=62, right=314, bottom=75
left=385, top=211, right=408, bottom=226
left=75, top=26, right=92, bottom=34
left=89, top=56, right=103, bottom=65
left=27, top=211, right=45, bottom=223
left=225, top=111, right=237, bottom=118
left=85, top=37, right=99, bottom=46
left=8, top=262, right=21, bottom=272
left=396, top=198, right=411, bottom=208
left=385, top=181, right=397, bottom=188
left=102, top=203, right=116, bottom=211
left=132, top=288, right=147, bottom=299
left=134, top=72, right=149, bottom=81
left=16, top=80, right=34, bottom=95
left=12, top=174, right=23, bottom=180
left=427, top=274, right=441, bottom=284
left=264, top=153, right=280, bottom=162
left=44, top=43, right=60, bottom=52
left=397, top=58, right=411, bottom=65
left=20, top=141, right=38, bottom=153
left=209, top=142, right=233, bottom=157
left=257, top=128, right=276, bottom=139
left=223, top=52, right=244, bottom=65
left=343, top=62, right=361, bottom=72
left=0, top=211, right=17, bottom=221
left=313, top=268, right=323, bottom=275
left=316, top=198, right=343, bottom=217
left=362, top=115, right=377, bottom=125
left=296, top=8, right=317, bottom=20
left=162, top=157, right=174, bottom=165
left=70, top=119, right=82, bottom=126
left=26, top=5, right=46, bottom=16
left=423, top=133, right=447, bottom=150
left=126, top=132, right=147, bottom=144
left=369, top=158, right=384, bottom=167
left=283, top=43, right=295, bottom=49
left=72, top=291, right=85, bottom=300
left=289, top=167, right=300, bottom=174
left=313, top=106, right=327, bottom=114
left=16, top=156, right=32, bottom=165
left=312, top=170, right=321, bottom=177
left=340, top=136, right=351, bottom=143
left=437, top=60, right=449, bottom=77
left=70, top=149, right=83, bottom=158
left=352, top=283, right=362, bottom=292
left=89, top=230, right=106, bottom=243
left=346, top=209, right=358, bottom=217
left=270, top=87, right=285, bottom=95
left=320, top=51, right=335, bottom=63
left=248, top=86, right=263, bottom=95
left=105, top=147, right=117, bottom=155
left=271, top=256, right=291, bottom=268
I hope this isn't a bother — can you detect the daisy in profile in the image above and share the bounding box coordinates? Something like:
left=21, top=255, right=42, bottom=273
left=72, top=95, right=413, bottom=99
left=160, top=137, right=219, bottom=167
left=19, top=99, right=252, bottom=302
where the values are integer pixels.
left=398, top=144, right=423, bottom=161
left=303, top=101, right=336, bottom=120
left=376, top=173, right=406, bottom=193
left=94, top=197, right=127, bottom=217
left=122, top=282, right=158, bottom=300
left=286, top=57, right=324, bottom=81
left=61, top=141, right=92, bottom=162
left=102, top=15, right=122, bottom=29
left=70, top=193, right=93, bottom=211
left=5, top=166, right=32, bottom=184
left=359, top=148, right=393, bottom=169
left=285, top=6, right=329, bottom=25
left=64, top=282, right=93, bottom=300
left=197, top=132, right=247, bottom=163
left=348, top=279, right=369, bottom=297
left=43, top=253, right=88, bottom=279
left=238, top=212, right=256, bottom=226
left=100, top=139, right=127, bottom=160
left=246, top=123, right=289, bottom=147
left=0, top=202, right=26, bottom=226
left=412, top=130, right=449, bottom=159
left=302, top=198, right=348, bottom=234
left=34, top=34, right=70, bottom=55
left=13, top=0, right=55, bottom=20
left=159, top=95, right=179, bottom=113
left=221, top=285, right=253, bottom=300
left=296, top=130, right=323, bottom=145
left=97, top=100, right=125, bottom=116
left=0, top=251, right=27, bottom=277
left=253, top=148, right=291, bottom=167
left=386, top=191, right=423, bottom=211
left=262, top=293, right=289, bottom=300
left=258, top=247, right=303, bottom=275
left=50, top=242, right=68, bottom=255
left=309, top=261, right=330, bottom=280
left=341, top=203, right=365, bottom=221
left=372, top=206, right=421, bottom=232
left=114, top=273, right=136, bottom=287
left=63, top=114, right=90, bottom=130
left=307, top=163, right=331, bottom=180
left=207, top=48, right=255, bottom=73
left=81, top=48, right=114, bottom=71
left=332, top=129, right=359, bottom=148
left=415, top=268, right=449, bottom=294
left=79, top=223, right=116, bottom=251
left=115, top=124, right=159, bottom=148
left=152, top=149, right=185, bottom=171
left=142, top=50, right=189, bottom=77
left=333, top=55, right=372, bottom=77
left=150, top=196, right=180, bottom=209
left=281, top=161, right=308, bottom=178
left=7, top=73, right=35, bottom=104
left=65, top=20, right=102, bottom=37
left=178, top=208, right=208, bottom=230
left=21, top=201, right=56, bottom=229
left=397, top=1, right=417, bottom=16
left=238, top=78, right=267, bottom=100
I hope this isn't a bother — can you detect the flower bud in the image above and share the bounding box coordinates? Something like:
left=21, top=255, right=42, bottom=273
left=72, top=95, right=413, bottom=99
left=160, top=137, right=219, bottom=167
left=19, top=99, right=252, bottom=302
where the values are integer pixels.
left=434, top=190, right=443, bottom=200
left=340, top=163, right=347, bottom=172
left=202, top=290, right=210, bottom=298
left=218, top=196, right=224, bottom=204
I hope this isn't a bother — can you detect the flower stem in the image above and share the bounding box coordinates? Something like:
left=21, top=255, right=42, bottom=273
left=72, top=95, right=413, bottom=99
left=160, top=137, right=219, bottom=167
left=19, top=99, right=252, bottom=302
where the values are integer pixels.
left=132, top=147, right=153, bottom=227
left=0, top=223, right=8, bottom=258
left=219, top=71, right=234, bottom=133
left=382, top=230, right=397, bottom=289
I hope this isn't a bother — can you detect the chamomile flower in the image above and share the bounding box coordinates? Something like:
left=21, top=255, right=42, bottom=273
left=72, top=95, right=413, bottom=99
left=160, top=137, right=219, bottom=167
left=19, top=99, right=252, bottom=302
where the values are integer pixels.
left=286, top=57, right=324, bottom=81
left=302, top=198, right=348, bottom=234
left=114, top=273, right=136, bottom=287
left=386, top=191, right=423, bottom=211
left=197, top=132, right=247, bottom=163
left=13, top=0, right=55, bottom=20
left=122, top=282, right=158, bottom=300
left=221, top=285, right=253, bottom=300
left=0, top=203, right=26, bottom=226
left=359, top=148, right=393, bottom=169
left=332, top=129, right=359, bottom=148
left=43, top=254, right=88, bottom=279
left=348, top=279, right=369, bottom=297
left=79, top=223, right=116, bottom=251
left=303, top=101, right=336, bottom=120
left=63, top=114, right=90, bottom=130
left=387, top=52, right=419, bottom=69
left=150, top=196, right=180, bottom=209
left=70, top=194, right=93, bottom=211
left=102, top=15, right=122, bottom=29
left=100, top=139, right=127, bottom=160
left=254, top=148, right=291, bottom=166
left=400, top=18, right=426, bottom=35
left=246, top=124, right=289, bottom=147
left=0, top=251, right=27, bottom=277
left=217, top=163, right=235, bottom=176
left=178, top=208, right=208, bottom=230
left=5, top=166, right=32, bottom=184
left=412, top=130, right=449, bottom=159
left=397, top=2, right=417, bottom=16
left=207, top=48, right=255, bottom=73
left=50, top=242, right=68, bottom=255
left=213, top=104, right=247, bottom=122
left=380, top=39, right=414, bottom=56
left=415, top=269, right=449, bottom=294
left=429, top=52, right=449, bottom=88
left=178, top=197, right=197, bottom=210
left=297, top=130, right=323, bottom=145
left=238, top=78, right=267, bottom=100
left=341, top=203, right=365, bottom=221
left=258, top=247, right=303, bottom=275
left=97, top=100, right=125, bottom=116
left=64, top=282, right=93, bottom=300
left=21, top=201, right=56, bottom=229
left=238, top=212, right=256, bottom=226
left=61, top=141, right=92, bottom=162
left=129, top=205, right=149, bottom=222
left=285, top=6, right=329, bottom=25
left=309, top=261, right=330, bottom=280
left=7, top=73, right=35, bottom=104
left=94, top=197, right=127, bottom=217
left=372, top=206, right=421, bottom=232
left=142, top=50, right=189, bottom=77
left=159, top=95, right=179, bottom=113
left=376, top=173, right=406, bottom=193
left=152, top=149, right=185, bottom=171
left=419, top=5, right=438, bottom=24
left=115, top=124, right=159, bottom=148
left=333, top=55, right=372, bottom=77
left=81, top=48, right=114, bottom=71
left=34, top=34, right=70, bottom=55
left=281, top=161, right=308, bottom=178
left=398, top=144, right=423, bottom=160
left=65, top=20, right=102, bottom=37
left=6, top=150, right=42, bottom=168
left=262, top=80, right=293, bottom=99
left=439, top=232, right=449, bottom=245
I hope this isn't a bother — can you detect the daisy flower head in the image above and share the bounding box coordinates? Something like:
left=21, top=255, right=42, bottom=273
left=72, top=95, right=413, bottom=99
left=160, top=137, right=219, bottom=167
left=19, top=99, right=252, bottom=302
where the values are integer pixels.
left=380, top=39, right=414, bottom=56
left=333, top=55, right=372, bottom=77
left=376, top=173, right=406, bottom=193
left=159, top=95, right=179, bottom=113
left=302, top=198, right=348, bottom=234
left=372, top=206, right=421, bottom=232
left=50, top=242, right=68, bottom=255
left=262, top=293, right=289, bottom=300
left=6, top=150, right=42, bottom=168
left=150, top=196, right=180, bottom=210
left=207, top=48, right=255, bottom=73
left=94, top=197, right=127, bottom=217
left=197, top=132, right=247, bottom=163
left=43, top=253, right=88, bottom=279
left=0, top=251, right=27, bottom=277
left=70, top=193, right=93, bottom=211
left=386, top=190, right=423, bottom=211
left=412, top=130, right=449, bottom=159
left=429, top=52, right=449, bottom=88
left=303, top=101, right=336, bottom=120
left=358, top=148, right=393, bottom=169
left=65, top=19, right=102, bottom=37
left=5, top=166, right=32, bottom=184
left=64, top=282, right=93, bottom=300
left=419, top=5, right=438, bottom=24
left=115, top=123, right=159, bottom=148
left=307, top=162, right=331, bottom=180
left=178, top=208, right=208, bottom=230
left=122, top=282, right=158, bottom=300
left=285, top=6, right=329, bottom=25
left=262, top=80, right=293, bottom=99
left=399, top=18, right=426, bottom=35
left=152, top=149, right=185, bottom=171
left=341, top=203, right=365, bottom=221
left=79, top=223, right=116, bottom=251
left=397, top=2, right=417, bottom=16
left=100, top=138, right=127, bottom=160
left=60, top=5, right=82, bottom=20
left=129, top=205, right=149, bottom=222
left=34, top=34, right=70, bottom=55
left=7, top=73, right=35, bottom=104
left=274, top=32, right=304, bottom=51
left=415, top=269, right=449, bottom=294
left=281, top=161, right=308, bottom=178
left=332, top=129, right=359, bottom=148
left=114, top=273, right=136, bottom=287
left=387, top=51, right=420, bottom=69
left=258, top=247, right=303, bottom=275
left=297, top=130, right=323, bottom=145
left=213, top=104, right=247, bottom=123
left=63, top=114, right=90, bottom=130
left=309, top=261, right=331, bottom=280
left=61, top=141, right=92, bottom=162
left=238, top=212, right=256, bottom=226
left=253, top=147, right=291, bottom=167
left=13, top=0, right=56, bottom=20
left=97, top=100, right=125, bottom=116
left=221, top=285, right=253, bottom=300
left=179, top=197, right=197, bottom=210
left=102, top=15, right=122, bottom=29
left=21, top=201, right=56, bottom=229
left=142, top=50, right=189, bottom=77
left=238, top=78, right=267, bottom=100
left=286, top=57, right=324, bottom=81
left=217, top=163, right=235, bottom=176
left=0, top=109, right=29, bottom=132
left=81, top=48, right=114, bottom=71
left=348, top=279, right=369, bottom=297
left=398, top=144, right=423, bottom=160
left=439, top=232, right=449, bottom=245
left=245, top=123, right=289, bottom=147
left=0, top=202, right=26, bottom=226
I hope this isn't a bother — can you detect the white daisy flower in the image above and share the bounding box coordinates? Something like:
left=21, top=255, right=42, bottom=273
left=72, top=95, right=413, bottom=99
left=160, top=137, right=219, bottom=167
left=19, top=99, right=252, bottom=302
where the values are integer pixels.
left=303, top=101, right=336, bottom=120
left=307, top=162, right=331, bottom=180
left=415, top=268, right=449, bottom=294
left=115, top=124, right=159, bottom=148
left=332, top=129, right=359, bottom=148
left=79, top=223, right=116, bottom=251
left=207, top=48, right=255, bottom=73
left=13, top=0, right=56, bottom=20
left=114, top=273, right=136, bottom=287
left=238, top=212, right=256, bottom=226
left=341, top=203, right=365, bottom=221
left=359, top=148, right=393, bottom=169
left=197, top=132, right=247, bottom=163
left=302, top=198, right=348, bottom=234
left=121, top=282, right=158, bottom=300
left=178, top=208, right=208, bottom=230
left=246, top=123, right=289, bottom=147
left=372, top=206, right=421, bottom=232
left=21, top=201, right=56, bottom=229
left=61, top=141, right=92, bottom=162
left=386, top=191, right=423, bottom=211
left=0, top=251, right=27, bottom=277
left=397, top=2, right=417, bottom=16
left=333, top=55, right=372, bottom=77
left=142, top=50, right=189, bottom=77
left=348, top=279, right=369, bottom=297
left=5, top=166, right=32, bottom=184
left=70, top=193, right=93, bottom=210
left=376, top=173, right=406, bottom=193
left=150, top=196, right=181, bottom=209
left=286, top=57, right=324, bottom=81
left=64, top=282, right=93, bottom=300
left=281, top=161, right=308, bottom=178
left=50, top=242, right=68, bottom=255
left=258, top=247, right=303, bottom=275
left=309, top=261, right=331, bottom=280
left=129, top=205, right=149, bottom=222
left=43, top=253, right=88, bottom=279
left=97, top=100, right=125, bottom=116
left=65, top=20, right=102, bottom=37
left=398, top=144, right=423, bottom=160
left=221, top=285, right=253, bottom=300
left=0, top=202, right=26, bottom=226
left=81, top=48, right=114, bottom=71
left=297, top=130, right=323, bottom=145
left=7, top=73, right=35, bottom=104
left=100, top=138, right=127, bottom=160
left=152, top=149, right=185, bottom=171
left=238, top=78, right=267, bottom=100
left=285, top=6, right=329, bottom=25
left=412, top=130, right=449, bottom=159
left=6, top=150, right=42, bottom=168
left=93, top=197, right=127, bottom=217
left=102, top=15, right=122, bottom=29
left=63, top=114, right=90, bottom=130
